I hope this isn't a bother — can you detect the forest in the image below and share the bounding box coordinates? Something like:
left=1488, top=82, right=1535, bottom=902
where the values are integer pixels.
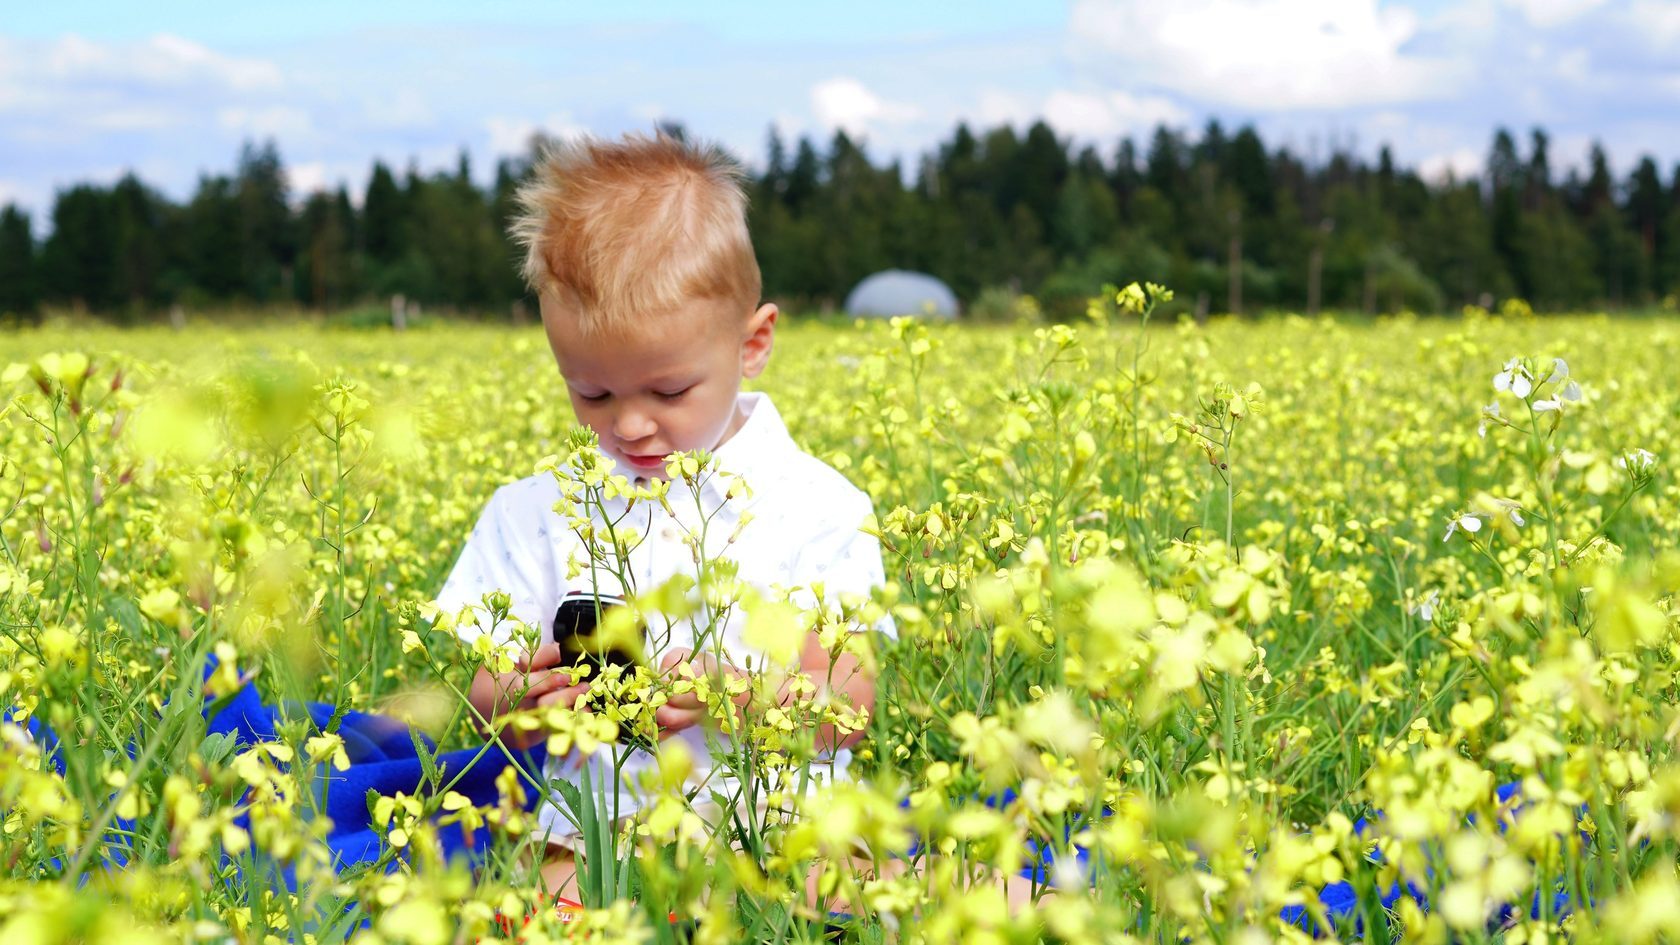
left=2, top=120, right=1678, bottom=322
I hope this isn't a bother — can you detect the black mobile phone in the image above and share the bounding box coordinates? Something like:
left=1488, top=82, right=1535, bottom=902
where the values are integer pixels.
left=552, top=592, right=638, bottom=673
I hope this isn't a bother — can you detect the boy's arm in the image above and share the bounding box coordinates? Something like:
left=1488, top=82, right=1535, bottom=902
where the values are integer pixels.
left=792, top=624, right=876, bottom=752
left=787, top=501, right=892, bottom=751
left=436, top=484, right=571, bottom=744
left=778, top=497, right=891, bottom=750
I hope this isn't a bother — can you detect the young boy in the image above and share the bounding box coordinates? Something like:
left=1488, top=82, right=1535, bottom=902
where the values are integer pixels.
left=433, top=131, right=890, bottom=903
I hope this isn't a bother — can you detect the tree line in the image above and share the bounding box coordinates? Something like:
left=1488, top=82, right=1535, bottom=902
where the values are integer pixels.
left=2, top=122, right=1678, bottom=323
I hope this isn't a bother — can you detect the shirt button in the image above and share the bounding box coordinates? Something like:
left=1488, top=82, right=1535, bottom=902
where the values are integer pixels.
left=660, top=524, right=680, bottom=542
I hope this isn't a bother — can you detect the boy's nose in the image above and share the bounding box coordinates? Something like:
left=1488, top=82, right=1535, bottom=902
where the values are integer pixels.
left=613, top=408, right=657, bottom=444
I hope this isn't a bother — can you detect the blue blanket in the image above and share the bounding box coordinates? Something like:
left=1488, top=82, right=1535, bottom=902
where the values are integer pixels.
left=15, top=673, right=546, bottom=883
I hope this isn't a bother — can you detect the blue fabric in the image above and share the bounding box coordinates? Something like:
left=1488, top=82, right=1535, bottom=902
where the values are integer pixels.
left=11, top=664, right=546, bottom=886
left=201, top=678, right=546, bottom=872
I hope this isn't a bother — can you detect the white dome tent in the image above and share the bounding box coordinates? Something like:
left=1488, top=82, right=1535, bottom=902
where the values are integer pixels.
left=842, top=269, right=959, bottom=320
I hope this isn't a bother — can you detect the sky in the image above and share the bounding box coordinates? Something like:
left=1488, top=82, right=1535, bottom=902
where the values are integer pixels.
left=4, top=0, right=1680, bottom=219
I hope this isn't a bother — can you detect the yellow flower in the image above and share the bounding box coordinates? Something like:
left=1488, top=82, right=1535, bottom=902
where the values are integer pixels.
left=741, top=593, right=807, bottom=666
left=304, top=733, right=351, bottom=772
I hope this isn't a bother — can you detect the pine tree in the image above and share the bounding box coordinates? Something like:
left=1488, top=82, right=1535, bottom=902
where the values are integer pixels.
left=1014, top=120, right=1069, bottom=233
left=299, top=189, right=351, bottom=309
left=0, top=205, right=39, bottom=320
left=783, top=137, right=820, bottom=215
left=182, top=175, right=243, bottom=300
left=1487, top=129, right=1526, bottom=297
left=363, top=161, right=405, bottom=264
left=233, top=140, right=295, bottom=301
left=42, top=185, right=119, bottom=310
left=111, top=174, right=165, bottom=314
left=1628, top=157, right=1664, bottom=299
left=1662, top=164, right=1680, bottom=296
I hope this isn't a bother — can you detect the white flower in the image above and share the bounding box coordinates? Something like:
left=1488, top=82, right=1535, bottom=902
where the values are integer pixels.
left=1533, top=381, right=1581, bottom=412
left=1482, top=496, right=1525, bottom=527
left=1443, top=514, right=1484, bottom=542
left=1615, top=448, right=1658, bottom=474
left=1409, top=589, right=1440, bottom=622
left=1477, top=401, right=1502, bottom=438
left=1545, top=358, right=1569, bottom=385
left=1493, top=358, right=1532, bottom=399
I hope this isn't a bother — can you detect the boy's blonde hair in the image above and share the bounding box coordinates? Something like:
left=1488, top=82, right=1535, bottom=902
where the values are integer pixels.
left=511, top=131, right=761, bottom=336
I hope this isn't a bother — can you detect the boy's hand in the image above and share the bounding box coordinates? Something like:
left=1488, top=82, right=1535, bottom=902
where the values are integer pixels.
left=475, top=643, right=590, bottom=749
left=653, top=648, right=738, bottom=737
left=514, top=641, right=565, bottom=675
left=507, top=642, right=581, bottom=708
left=534, top=681, right=593, bottom=711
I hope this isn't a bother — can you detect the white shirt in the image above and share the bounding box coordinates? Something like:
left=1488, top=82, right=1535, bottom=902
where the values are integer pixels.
left=435, top=392, right=891, bottom=839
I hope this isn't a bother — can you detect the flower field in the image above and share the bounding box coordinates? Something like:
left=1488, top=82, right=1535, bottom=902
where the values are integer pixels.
left=3, top=297, right=1680, bottom=944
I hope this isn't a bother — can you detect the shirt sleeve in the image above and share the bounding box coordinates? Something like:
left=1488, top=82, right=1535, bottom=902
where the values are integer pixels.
left=786, top=490, right=898, bottom=640
left=434, top=484, right=560, bottom=651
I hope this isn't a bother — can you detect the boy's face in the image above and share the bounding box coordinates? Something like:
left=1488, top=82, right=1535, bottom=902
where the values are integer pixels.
left=543, top=297, right=777, bottom=478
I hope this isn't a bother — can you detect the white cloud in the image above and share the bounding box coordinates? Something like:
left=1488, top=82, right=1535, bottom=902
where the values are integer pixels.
left=810, top=77, right=920, bottom=136
left=145, top=34, right=281, bottom=91
left=361, top=88, right=435, bottom=130
left=1043, top=89, right=1188, bottom=138
left=290, top=161, right=329, bottom=197
left=486, top=117, right=539, bottom=156
left=485, top=113, right=589, bottom=156
left=974, top=90, right=1034, bottom=128
left=1419, top=147, right=1484, bottom=184
left=963, top=87, right=1186, bottom=143
left=1625, top=0, right=1680, bottom=46
left=82, top=105, right=187, bottom=132
left=0, top=33, right=287, bottom=136
left=1068, top=0, right=1469, bottom=110
left=280, top=159, right=376, bottom=203
left=218, top=105, right=313, bottom=138
left=1555, top=48, right=1592, bottom=83
left=26, top=33, right=281, bottom=94
left=1503, top=0, right=1609, bottom=27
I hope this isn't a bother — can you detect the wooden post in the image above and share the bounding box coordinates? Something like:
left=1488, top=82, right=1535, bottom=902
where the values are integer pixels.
left=391, top=293, right=407, bottom=332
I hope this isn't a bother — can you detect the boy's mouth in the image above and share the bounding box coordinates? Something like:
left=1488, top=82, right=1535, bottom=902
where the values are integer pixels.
left=622, top=452, right=667, bottom=471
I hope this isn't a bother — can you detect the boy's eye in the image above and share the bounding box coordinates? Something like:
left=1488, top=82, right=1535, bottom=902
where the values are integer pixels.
left=656, top=387, right=691, bottom=401
left=577, top=392, right=610, bottom=403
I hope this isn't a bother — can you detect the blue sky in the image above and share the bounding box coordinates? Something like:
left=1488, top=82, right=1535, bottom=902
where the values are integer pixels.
left=4, top=1, right=1679, bottom=219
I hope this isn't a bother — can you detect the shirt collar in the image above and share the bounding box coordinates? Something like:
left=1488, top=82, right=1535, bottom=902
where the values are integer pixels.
left=714, top=391, right=793, bottom=473
left=613, top=391, right=794, bottom=492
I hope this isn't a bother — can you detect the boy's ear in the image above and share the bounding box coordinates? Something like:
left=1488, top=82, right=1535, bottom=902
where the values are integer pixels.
left=740, top=302, right=777, bottom=379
